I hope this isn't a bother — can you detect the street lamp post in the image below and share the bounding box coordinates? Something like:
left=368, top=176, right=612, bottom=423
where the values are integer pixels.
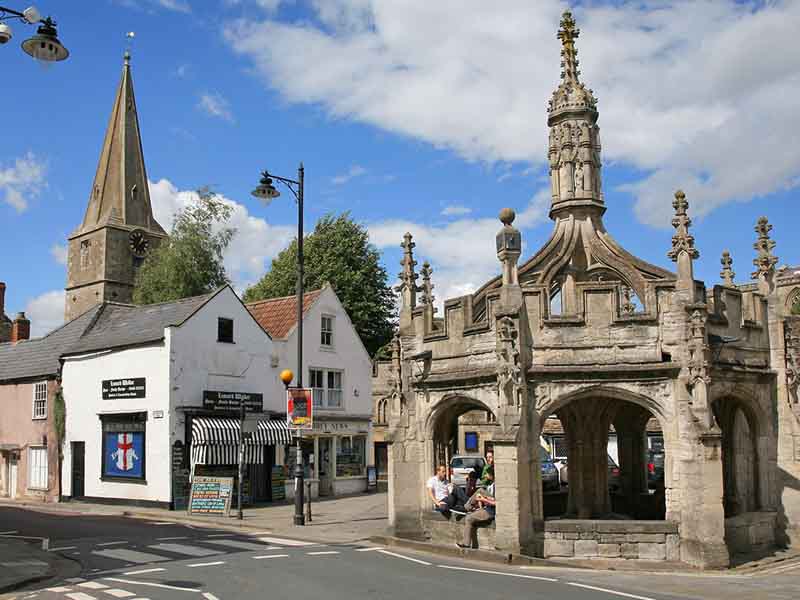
left=237, top=400, right=246, bottom=521
left=0, top=5, right=69, bottom=61
left=253, top=163, right=306, bottom=526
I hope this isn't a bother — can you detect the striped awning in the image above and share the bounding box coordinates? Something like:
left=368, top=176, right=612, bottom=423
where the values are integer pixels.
left=190, top=417, right=292, bottom=466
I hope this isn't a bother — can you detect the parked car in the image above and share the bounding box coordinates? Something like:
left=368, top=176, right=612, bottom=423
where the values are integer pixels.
left=449, top=455, right=486, bottom=488
left=540, top=447, right=560, bottom=491
left=557, top=455, right=620, bottom=491
left=647, top=450, right=665, bottom=488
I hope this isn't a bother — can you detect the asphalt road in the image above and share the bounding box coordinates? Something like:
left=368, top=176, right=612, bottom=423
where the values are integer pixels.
left=2, top=506, right=800, bottom=600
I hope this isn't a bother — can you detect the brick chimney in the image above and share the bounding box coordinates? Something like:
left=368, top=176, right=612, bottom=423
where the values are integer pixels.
left=11, top=312, right=31, bottom=343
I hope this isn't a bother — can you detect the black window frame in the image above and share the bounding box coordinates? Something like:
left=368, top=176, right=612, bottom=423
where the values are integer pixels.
left=217, top=317, right=234, bottom=344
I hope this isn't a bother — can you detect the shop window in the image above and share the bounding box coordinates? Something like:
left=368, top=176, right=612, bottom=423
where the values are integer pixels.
left=101, top=413, right=146, bottom=482
left=321, top=315, right=334, bottom=347
left=28, top=447, right=48, bottom=490
left=465, top=431, right=479, bottom=453
left=286, top=438, right=315, bottom=480
left=32, top=382, right=47, bottom=420
left=336, top=435, right=366, bottom=477
left=217, top=317, right=234, bottom=343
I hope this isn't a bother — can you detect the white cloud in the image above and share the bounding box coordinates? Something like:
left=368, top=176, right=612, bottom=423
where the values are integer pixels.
left=25, top=290, right=65, bottom=337
left=157, top=0, right=190, bottom=12
left=148, top=179, right=295, bottom=292
left=0, top=152, right=46, bottom=213
left=175, top=64, right=189, bottom=78
left=50, top=243, right=68, bottom=266
left=331, top=164, right=367, bottom=185
left=197, top=92, right=235, bottom=123
left=224, top=1, right=800, bottom=227
left=441, top=205, right=472, bottom=217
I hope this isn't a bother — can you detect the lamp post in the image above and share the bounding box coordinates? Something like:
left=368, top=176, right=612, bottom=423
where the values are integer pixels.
left=254, top=164, right=305, bottom=526
left=0, top=5, right=69, bottom=61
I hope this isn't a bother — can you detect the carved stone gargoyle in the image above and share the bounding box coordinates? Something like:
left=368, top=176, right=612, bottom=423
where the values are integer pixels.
left=496, top=316, right=523, bottom=408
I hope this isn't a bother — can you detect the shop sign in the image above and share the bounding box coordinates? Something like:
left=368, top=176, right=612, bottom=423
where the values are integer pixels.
left=203, top=391, right=263, bottom=412
left=188, top=476, right=234, bottom=516
left=315, top=421, right=369, bottom=435
left=102, top=378, right=146, bottom=400
left=287, top=388, right=313, bottom=430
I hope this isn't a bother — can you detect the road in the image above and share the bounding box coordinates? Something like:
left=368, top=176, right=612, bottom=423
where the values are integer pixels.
left=2, top=506, right=800, bottom=600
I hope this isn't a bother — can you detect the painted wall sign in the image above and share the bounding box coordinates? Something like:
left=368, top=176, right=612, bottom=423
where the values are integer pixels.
left=287, top=388, right=313, bottom=430
left=315, top=421, right=369, bottom=435
left=102, top=378, right=146, bottom=400
left=103, top=431, right=144, bottom=478
left=187, top=476, right=234, bottom=516
left=202, top=390, right=263, bottom=412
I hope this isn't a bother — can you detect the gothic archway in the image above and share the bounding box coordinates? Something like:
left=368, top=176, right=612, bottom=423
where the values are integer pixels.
left=426, top=395, right=497, bottom=474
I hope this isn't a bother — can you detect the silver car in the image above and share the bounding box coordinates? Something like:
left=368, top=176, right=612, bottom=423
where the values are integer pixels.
left=449, top=455, right=486, bottom=488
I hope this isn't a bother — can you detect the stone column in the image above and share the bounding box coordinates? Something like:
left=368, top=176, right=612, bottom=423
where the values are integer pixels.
left=614, top=406, right=651, bottom=517
left=493, top=439, right=537, bottom=555
left=388, top=439, right=425, bottom=538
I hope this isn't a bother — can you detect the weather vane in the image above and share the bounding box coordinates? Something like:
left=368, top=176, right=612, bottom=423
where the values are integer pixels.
left=125, top=31, right=135, bottom=61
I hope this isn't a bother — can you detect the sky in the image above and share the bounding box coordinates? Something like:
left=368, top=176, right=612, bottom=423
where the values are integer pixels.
left=1, top=0, right=798, bottom=336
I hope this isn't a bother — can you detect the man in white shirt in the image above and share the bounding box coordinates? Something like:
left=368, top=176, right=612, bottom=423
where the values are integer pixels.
left=427, top=464, right=467, bottom=514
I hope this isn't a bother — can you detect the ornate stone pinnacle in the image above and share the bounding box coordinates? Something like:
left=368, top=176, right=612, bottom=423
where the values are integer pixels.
left=720, top=250, right=735, bottom=286
left=396, top=232, right=420, bottom=294
left=420, top=261, right=435, bottom=307
left=667, top=190, right=699, bottom=262
left=557, top=10, right=580, bottom=83
left=751, top=216, right=778, bottom=281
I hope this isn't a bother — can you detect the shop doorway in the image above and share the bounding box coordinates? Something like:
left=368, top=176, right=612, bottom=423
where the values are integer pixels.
left=375, top=442, right=388, bottom=489
left=319, top=438, right=333, bottom=496
left=8, top=455, right=18, bottom=499
left=71, top=442, right=85, bottom=498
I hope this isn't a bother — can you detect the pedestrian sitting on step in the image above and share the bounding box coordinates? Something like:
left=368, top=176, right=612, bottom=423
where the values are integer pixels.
left=427, top=464, right=468, bottom=516
left=457, top=470, right=496, bottom=549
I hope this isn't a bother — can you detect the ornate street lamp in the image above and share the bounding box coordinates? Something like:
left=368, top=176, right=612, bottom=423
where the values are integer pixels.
left=253, top=164, right=306, bottom=526
left=0, top=5, right=69, bottom=62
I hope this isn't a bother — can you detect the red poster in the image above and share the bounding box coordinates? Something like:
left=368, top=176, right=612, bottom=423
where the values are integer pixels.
left=287, top=388, right=313, bottom=430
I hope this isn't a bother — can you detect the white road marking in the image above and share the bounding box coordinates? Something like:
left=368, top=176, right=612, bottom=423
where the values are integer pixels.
left=155, top=536, right=188, bottom=541
left=187, top=561, right=226, bottom=568
left=566, top=582, right=656, bottom=600
left=205, top=534, right=233, bottom=538
left=149, top=522, right=175, bottom=526
left=306, top=551, right=340, bottom=556
left=103, top=578, right=203, bottom=593
left=1, top=560, right=48, bottom=567
left=246, top=531, right=273, bottom=535
left=66, top=593, right=98, bottom=600
left=97, top=541, right=128, bottom=547
left=50, top=546, right=78, bottom=552
left=202, top=594, right=221, bottom=600
left=122, top=568, right=165, bottom=576
left=66, top=578, right=87, bottom=583
left=79, top=582, right=109, bottom=590
left=93, top=549, right=169, bottom=564
left=104, top=590, right=136, bottom=598
left=46, top=587, right=73, bottom=592
left=377, top=550, right=431, bottom=566
left=202, top=539, right=277, bottom=551
left=253, top=554, right=290, bottom=559
left=148, top=543, right=220, bottom=557
left=438, top=564, right=558, bottom=582
left=0, top=530, right=19, bottom=535
left=355, top=547, right=384, bottom=552
left=257, top=536, right=315, bottom=547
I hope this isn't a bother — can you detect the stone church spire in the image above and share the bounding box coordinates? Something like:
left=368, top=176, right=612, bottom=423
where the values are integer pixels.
left=547, top=10, right=603, bottom=219
left=78, top=51, right=164, bottom=235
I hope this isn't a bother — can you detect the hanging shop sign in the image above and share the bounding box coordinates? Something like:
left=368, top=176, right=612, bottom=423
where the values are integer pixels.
left=187, top=475, right=234, bottom=516
left=102, top=378, right=146, bottom=400
left=287, top=388, right=313, bottom=430
left=202, top=391, right=263, bottom=412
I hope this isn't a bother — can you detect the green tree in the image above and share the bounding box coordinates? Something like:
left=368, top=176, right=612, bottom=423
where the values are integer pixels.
left=244, top=213, right=396, bottom=356
left=134, top=188, right=235, bottom=304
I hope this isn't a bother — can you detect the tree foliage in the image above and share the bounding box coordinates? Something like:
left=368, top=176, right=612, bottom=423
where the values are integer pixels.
left=134, top=188, right=235, bottom=304
left=244, top=213, right=396, bottom=356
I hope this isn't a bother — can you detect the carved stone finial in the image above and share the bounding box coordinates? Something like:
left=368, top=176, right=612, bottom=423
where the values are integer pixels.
left=396, top=232, right=420, bottom=312
left=557, top=10, right=581, bottom=83
left=420, top=261, right=435, bottom=308
left=720, top=250, right=735, bottom=286
left=667, top=190, right=699, bottom=262
left=751, top=216, right=778, bottom=282
left=499, top=207, right=516, bottom=226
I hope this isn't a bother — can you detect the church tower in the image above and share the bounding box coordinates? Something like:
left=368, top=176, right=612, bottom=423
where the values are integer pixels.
left=65, top=52, right=167, bottom=321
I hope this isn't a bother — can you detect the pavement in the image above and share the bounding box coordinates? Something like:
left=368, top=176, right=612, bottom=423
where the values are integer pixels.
left=2, top=495, right=800, bottom=600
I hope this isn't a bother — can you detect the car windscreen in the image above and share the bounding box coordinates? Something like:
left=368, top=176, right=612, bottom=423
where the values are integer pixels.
left=451, top=457, right=484, bottom=470
left=539, top=447, right=552, bottom=462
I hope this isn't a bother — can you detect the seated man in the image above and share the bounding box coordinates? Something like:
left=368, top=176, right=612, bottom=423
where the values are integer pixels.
left=458, top=470, right=496, bottom=549
left=427, top=464, right=468, bottom=515
left=479, top=450, right=495, bottom=487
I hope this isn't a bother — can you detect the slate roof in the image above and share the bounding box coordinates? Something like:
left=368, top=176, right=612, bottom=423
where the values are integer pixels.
left=64, top=293, right=214, bottom=356
left=0, top=305, right=102, bottom=383
left=246, top=289, right=322, bottom=339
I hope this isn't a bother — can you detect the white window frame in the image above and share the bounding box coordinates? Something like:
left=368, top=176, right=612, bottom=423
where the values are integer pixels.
left=321, top=314, right=334, bottom=348
left=27, top=446, right=48, bottom=490
left=32, top=381, right=47, bottom=420
left=308, top=367, right=344, bottom=410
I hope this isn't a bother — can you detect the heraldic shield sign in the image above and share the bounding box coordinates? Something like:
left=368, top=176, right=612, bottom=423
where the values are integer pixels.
left=103, top=431, right=144, bottom=478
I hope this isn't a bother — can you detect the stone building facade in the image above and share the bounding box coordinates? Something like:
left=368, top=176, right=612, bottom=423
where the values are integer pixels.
left=64, top=52, right=167, bottom=322
left=373, top=11, right=800, bottom=569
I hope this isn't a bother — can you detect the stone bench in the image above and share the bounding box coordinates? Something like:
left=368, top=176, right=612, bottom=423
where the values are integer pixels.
left=421, top=511, right=496, bottom=549
left=724, top=511, right=777, bottom=555
left=543, top=519, right=679, bottom=561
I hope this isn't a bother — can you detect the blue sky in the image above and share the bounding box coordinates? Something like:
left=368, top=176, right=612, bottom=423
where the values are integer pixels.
left=1, top=0, right=797, bottom=335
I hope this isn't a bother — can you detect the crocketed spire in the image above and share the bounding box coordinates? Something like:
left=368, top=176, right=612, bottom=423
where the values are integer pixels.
left=720, top=251, right=735, bottom=286
left=420, top=261, right=435, bottom=308
left=396, top=232, right=420, bottom=309
left=548, top=10, right=598, bottom=120
left=752, top=217, right=778, bottom=282
left=667, top=191, right=699, bottom=262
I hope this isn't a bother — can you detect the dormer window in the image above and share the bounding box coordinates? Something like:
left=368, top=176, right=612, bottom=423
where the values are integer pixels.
left=321, top=315, right=334, bottom=347
left=218, top=317, right=234, bottom=343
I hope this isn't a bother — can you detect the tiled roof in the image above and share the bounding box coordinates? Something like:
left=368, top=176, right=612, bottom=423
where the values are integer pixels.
left=64, top=293, right=214, bottom=356
left=0, top=305, right=102, bottom=383
left=246, top=289, right=322, bottom=339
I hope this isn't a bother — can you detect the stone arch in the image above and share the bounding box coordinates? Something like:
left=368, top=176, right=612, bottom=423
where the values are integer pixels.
left=425, top=394, right=497, bottom=472
left=376, top=397, right=389, bottom=425
left=786, top=287, right=800, bottom=316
